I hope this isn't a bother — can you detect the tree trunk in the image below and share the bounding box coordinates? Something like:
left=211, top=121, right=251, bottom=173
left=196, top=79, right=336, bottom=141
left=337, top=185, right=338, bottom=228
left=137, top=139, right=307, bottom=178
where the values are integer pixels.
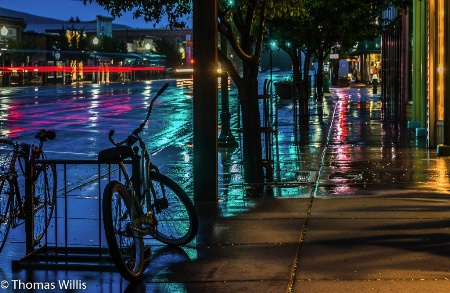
left=316, top=53, right=324, bottom=102
left=303, top=50, right=312, bottom=94
left=291, top=49, right=302, bottom=95
left=239, top=76, right=265, bottom=196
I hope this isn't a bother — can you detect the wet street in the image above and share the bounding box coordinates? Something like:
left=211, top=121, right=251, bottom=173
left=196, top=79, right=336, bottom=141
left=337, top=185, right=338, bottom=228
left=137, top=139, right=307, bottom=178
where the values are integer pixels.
left=1, top=77, right=450, bottom=292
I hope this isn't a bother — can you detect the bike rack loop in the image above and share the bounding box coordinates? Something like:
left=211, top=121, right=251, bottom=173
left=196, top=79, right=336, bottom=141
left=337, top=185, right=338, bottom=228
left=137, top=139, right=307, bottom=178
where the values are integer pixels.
left=12, top=153, right=143, bottom=271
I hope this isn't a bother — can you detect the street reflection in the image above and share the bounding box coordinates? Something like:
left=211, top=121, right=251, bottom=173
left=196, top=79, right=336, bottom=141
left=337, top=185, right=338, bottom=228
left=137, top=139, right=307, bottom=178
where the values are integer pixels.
left=2, top=78, right=450, bottom=291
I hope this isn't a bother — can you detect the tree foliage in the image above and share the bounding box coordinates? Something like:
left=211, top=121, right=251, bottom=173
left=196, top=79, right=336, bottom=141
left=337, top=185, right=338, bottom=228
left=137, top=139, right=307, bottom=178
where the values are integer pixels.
left=267, top=0, right=405, bottom=97
left=84, top=0, right=305, bottom=192
left=83, top=0, right=192, bottom=28
left=153, top=37, right=181, bottom=68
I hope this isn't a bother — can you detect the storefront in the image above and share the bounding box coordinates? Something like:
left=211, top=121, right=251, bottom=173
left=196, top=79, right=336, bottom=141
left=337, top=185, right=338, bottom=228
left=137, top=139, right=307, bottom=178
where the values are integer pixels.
left=349, top=37, right=381, bottom=84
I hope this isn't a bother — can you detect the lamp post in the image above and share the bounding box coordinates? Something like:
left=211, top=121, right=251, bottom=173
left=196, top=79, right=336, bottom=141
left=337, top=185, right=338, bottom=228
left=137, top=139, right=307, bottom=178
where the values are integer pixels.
left=179, top=46, right=185, bottom=67
left=269, top=41, right=276, bottom=83
left=218, top=33, right=238, bottom=148
left=93, top=37, right=99, bottom=83
left=1, top=26, right=7, bottom=49
left=1, top=26, right=8, bottom=86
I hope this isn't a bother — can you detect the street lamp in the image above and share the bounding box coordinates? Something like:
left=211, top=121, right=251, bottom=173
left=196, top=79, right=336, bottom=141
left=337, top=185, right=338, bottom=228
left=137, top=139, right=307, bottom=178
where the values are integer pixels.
left=92, top=37, right=99, bottom=83
left=1, top=26, right=8, bottom=85
left=179, top=46, right=185, bottom=67
left=1, top=26, right=7, bottom=48
left=270, top=41, right=276, bottom=82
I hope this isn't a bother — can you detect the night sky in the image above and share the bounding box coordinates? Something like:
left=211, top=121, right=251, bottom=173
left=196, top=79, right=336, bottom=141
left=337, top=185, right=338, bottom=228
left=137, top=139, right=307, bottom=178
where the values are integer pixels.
left=0, top=0, right=170, bottom=28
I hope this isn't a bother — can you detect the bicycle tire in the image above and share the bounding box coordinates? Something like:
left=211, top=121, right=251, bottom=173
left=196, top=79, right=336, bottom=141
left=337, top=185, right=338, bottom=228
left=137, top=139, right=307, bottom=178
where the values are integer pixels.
left=0, top=176, right=12, bottom=253
left=33, top=162, right=56, bottom=243
left=147, top=171, right=198, bottom=246
left=103, top=180, right=145, bottom=282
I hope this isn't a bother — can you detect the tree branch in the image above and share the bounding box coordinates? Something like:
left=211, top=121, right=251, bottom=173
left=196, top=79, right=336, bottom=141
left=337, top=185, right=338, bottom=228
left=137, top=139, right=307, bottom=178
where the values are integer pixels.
left=218, top=9, right=253, bottom=62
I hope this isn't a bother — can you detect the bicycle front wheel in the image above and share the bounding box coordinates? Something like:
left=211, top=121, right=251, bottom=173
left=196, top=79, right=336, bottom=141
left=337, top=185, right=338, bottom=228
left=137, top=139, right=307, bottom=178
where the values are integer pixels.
left=103, top=181, right=145, bottom=282
left=148, top=171, right=198, bottom=246
left=0, top=176, right=12, bottom=253
left=33, top=162, right=56, bottom=243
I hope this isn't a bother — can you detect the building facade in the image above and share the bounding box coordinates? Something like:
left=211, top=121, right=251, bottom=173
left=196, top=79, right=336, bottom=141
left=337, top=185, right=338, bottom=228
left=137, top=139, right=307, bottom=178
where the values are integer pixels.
left=380, top=1, right=450, bottom=151
left=0, top=9, right=193, bottom=86
left=113, top=28, right=193, bottom=68
left=409, top=0, right=450, bottom=149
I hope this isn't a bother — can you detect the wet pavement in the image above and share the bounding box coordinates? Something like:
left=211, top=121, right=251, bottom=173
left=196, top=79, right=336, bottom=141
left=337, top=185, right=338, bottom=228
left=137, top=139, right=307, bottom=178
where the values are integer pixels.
left=2, top=79, right=450, bottom=292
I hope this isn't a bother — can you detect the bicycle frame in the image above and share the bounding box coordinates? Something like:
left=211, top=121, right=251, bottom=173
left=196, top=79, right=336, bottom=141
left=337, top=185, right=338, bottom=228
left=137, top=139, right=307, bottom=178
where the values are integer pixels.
left=99, top=83, right=198, bottom=281
left=110, top=136, right=164, bottom=237
left=103, top=83, right=170, bottom=235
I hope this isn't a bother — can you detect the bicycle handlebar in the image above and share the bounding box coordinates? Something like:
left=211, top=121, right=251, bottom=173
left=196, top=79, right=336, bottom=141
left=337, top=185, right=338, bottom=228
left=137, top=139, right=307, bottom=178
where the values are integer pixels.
left=0, top=138, right=18, bottom=147
left=0, top=129, right=55, bottom=152
left=108, top=83, right=169, bottom=147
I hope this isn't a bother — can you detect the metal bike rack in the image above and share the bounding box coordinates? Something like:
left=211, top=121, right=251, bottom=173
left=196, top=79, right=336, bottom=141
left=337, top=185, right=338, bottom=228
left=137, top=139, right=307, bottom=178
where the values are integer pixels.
left=12, top=153, right=149, bottom=271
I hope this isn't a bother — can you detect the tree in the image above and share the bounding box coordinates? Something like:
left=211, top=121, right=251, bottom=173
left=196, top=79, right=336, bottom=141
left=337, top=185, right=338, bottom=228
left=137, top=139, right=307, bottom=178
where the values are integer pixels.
left=84, top=0, right=302, bottom=195
left=267, top=0, right=404, bottom=100
left=7, top=38, right=35, bottom=64
left=84, top=0, right=192, bottom=28
left=217, top=1, right=302, bottom=193
left=153, top=37, right=181, bottom=68
left=53, top=26, right=70, bottom=51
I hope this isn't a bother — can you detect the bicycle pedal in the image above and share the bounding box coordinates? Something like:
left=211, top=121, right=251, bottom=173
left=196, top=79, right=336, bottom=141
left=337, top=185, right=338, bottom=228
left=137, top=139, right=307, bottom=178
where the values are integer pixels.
left=133, top=211, right=154, bottom=229
left=140, top=211, right=154, bottom=225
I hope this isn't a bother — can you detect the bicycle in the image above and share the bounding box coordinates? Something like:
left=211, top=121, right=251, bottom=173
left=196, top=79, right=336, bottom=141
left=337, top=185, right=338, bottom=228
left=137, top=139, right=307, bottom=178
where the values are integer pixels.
left=98, top=83, right=198, bottom=282
left=0, top=129, right=57, bottom=252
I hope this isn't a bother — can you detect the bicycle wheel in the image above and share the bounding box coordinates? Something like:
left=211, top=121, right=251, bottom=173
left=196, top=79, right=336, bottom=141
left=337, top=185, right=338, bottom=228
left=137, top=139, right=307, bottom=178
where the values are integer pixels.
left=33, top=162, right=56, bottom=243
left=147, top=171, right=198, bottom=245
left=0, top=176, right=12, bottom=252
left=103, top=180, right=145, bottom=282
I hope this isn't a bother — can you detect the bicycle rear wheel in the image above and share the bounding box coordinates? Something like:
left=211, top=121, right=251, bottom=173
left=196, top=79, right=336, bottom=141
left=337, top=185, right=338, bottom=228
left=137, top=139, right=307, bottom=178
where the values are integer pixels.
left=103, top=181, right=145, bottom=282
left=147, top=171, right=198, bottom=245
left=33, top=162, right=56, bottom=243
left=0, top=176, right=12, bottom=252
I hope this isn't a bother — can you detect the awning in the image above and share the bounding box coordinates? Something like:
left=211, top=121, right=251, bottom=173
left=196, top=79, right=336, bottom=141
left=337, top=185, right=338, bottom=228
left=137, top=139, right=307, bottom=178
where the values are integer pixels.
left=348, top=37, right=381, bottom=55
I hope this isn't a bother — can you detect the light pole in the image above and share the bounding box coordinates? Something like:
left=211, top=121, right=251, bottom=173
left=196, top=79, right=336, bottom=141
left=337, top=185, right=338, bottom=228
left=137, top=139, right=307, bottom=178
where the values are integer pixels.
left=218, top=33, right=238, bottom=148
left=1, top=26, right=7, bottom=49
left=92, top=37, right=99, bottom=83
left=179, top=45, right=185, bottom=67
left=1, top=26, right=8, bottom=86
left=269, top=41, right=276, bottom=83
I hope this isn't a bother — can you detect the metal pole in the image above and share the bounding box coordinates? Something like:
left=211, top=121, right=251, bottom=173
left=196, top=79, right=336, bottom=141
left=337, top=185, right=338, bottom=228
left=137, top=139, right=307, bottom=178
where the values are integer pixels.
left=218, top=33, right=238, bottom=148
left=24, top=156, right=34, bottom=254
left=193, top=0, right=219, bottom=201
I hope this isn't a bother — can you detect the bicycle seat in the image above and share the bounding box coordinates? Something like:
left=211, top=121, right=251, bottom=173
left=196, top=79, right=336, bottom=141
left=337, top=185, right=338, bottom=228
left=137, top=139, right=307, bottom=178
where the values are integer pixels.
left=35, top=129, right=56, bottom=141
left=98, top=146, right=134, bottom=163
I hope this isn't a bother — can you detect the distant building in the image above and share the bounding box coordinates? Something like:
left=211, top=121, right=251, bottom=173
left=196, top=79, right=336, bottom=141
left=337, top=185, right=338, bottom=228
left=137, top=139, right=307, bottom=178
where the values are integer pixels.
left=96, top=15, right=113, bottom=38
left=0, top=15, right=26, bottom=49
left=0, top=7, right=192, bottom=58
left=0, top=7, right=193, bottom=86
left=113, top=28, right=192, bottom=66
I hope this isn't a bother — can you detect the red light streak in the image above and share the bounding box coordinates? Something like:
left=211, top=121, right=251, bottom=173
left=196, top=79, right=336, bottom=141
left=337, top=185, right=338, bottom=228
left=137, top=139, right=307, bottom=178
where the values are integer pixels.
left=0, top=66, right=165, bottom=73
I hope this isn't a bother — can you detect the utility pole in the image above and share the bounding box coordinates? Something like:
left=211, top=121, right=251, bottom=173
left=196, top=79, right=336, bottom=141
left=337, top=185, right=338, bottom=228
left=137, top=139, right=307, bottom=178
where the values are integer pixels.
left=193, top=0, right=219, bottom=201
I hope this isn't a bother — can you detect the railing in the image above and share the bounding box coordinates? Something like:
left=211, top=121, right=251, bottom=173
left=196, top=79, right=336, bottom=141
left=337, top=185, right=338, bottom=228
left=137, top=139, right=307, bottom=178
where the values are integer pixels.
left=12, top=157, right=138, bottom=271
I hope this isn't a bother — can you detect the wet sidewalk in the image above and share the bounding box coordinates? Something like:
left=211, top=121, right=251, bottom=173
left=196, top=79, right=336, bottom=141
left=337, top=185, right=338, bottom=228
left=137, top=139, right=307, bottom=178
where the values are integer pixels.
left=4, top=85, right=450, bottom=292
left=188, top=86, right=450, bottom=292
